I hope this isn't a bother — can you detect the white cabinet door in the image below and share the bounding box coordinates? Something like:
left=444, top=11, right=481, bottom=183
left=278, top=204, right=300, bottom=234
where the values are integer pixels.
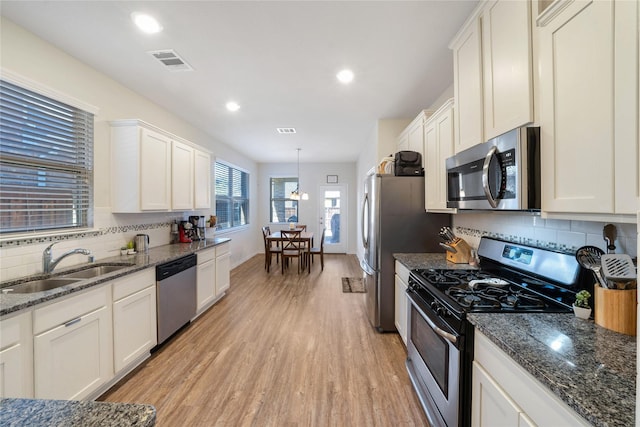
left=425, top=100, right=455, bottom=212
left=194, top=149, right=211, bottom=209
left=0, top=311, right=33, bottom=398
left=394, top=275, right=408, bottom=346
left=197, top=247, right=217, bottom=313
left=34, top=304, right=112, bottom=400
left=140, top=127, right=172, bottom=211
left=472, top=362, right=522, bottom=427
left=113, top=285, right=156, bottom=373
left=407, top=119, right=425, bottom=165
left=539, top=0, right=615, bottom=213
left=481, top=0, right=533, bottom=139
left=171, top=140, right=195, bottom=210
left=452, top=16, right=483, bottom=153
left=215, top=249, right=231, bottom=296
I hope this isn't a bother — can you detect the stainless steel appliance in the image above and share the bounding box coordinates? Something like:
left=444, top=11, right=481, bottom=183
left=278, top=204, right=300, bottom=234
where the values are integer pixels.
left=134, top=234, right=150, bottom=253
left=406, top=236, right=587, bottom=427
left=156, top=254, right=197, bottom=345
left=446, top=126, right=540, bottom=210
left=360, top=174, right=450, bottom=332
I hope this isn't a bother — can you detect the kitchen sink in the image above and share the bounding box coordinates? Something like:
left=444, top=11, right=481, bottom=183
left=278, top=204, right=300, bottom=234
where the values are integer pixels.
left=2, top=278, right=82, bottom=294
left=60, top=264, right=132, bottom=279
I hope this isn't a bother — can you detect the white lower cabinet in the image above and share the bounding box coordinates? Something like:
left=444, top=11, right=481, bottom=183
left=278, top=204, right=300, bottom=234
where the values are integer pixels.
left=0, top=311, right=33, bottom=398
left=473, top=330, right=589, bottom=427
left=112, top=269, right=156, bottom=374
left=196, top=247, right=217, bottom=314
left=394, top=261, right=410, bottom=346
left=215, top=243, right=231, bottom=296
left=33, top=285, right=113, bottom=400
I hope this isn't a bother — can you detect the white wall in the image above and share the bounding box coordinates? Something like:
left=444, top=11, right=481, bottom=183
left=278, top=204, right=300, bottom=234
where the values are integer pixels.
left=258, top=162, right=358, bottom=253
left=0, top=17, right=260, bottom=280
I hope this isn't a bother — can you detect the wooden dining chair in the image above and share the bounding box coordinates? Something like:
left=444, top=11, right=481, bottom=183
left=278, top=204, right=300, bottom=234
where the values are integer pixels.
left=262, top=226, right=281, bottom=272
left=309, top=228, right=326, bottom=272
left=281, top=229, right=304, bottom=274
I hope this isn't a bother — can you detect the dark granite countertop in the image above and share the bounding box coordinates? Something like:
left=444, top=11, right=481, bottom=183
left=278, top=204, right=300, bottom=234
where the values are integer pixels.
left=393, top=253, right=636, bottom=427
left=0, top=398, right=155, bottom=426
left=469, top=313, right=636, bottom=427
left=0, top=238, right=231, bottom=317
left=394, top=252, right=479, bottom=271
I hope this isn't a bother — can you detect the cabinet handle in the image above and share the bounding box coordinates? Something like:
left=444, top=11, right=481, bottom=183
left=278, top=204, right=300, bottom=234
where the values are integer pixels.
left=64, top=317, right=82, bottom=327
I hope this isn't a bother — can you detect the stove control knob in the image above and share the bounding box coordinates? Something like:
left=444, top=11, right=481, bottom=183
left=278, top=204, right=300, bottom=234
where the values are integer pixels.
left=430, top=301, right=438, bottom=310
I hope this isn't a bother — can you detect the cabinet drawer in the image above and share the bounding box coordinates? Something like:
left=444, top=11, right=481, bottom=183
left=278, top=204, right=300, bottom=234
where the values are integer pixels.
left=112, top=268, right=155, bottom=301
left=34, top=285, right=110, bottom=335
left=0, top=311, right=31, bottom=350
left=216, top=242, right=230, bottom=256
left=197, top=247, right=216, bottom=264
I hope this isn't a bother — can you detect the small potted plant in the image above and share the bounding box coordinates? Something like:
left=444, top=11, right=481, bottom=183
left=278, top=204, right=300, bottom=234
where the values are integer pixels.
left=573, top=290, right=592, bottom=319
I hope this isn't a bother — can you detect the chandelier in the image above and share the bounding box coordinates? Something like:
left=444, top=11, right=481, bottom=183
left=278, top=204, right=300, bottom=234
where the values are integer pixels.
left=290, top=148, right=309, bottom=200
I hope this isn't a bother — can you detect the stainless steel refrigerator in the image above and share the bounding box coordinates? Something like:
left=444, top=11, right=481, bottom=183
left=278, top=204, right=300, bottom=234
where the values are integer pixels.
left=360, top=174, right=450, bottom=332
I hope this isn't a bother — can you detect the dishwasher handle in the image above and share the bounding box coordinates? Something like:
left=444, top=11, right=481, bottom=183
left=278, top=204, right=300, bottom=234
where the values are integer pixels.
left=156, top=254, right=197, bottom=281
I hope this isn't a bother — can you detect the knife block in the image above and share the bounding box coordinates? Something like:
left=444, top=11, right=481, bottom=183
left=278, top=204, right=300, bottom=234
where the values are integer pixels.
left=446, top=238, right=472, bottom=264
left=594, top=286, right=637, bottom=336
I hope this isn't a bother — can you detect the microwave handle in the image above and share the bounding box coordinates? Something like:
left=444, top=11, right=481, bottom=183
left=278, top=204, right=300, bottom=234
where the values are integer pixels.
left=482, top=146, right=500, bottom=208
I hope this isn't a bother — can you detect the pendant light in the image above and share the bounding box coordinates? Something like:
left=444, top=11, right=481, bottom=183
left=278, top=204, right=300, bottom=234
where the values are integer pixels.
left=290, top=148, right=309, bottom=201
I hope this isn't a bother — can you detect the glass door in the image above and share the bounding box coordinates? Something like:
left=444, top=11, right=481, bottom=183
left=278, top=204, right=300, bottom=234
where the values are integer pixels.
left=317, top=185, right=347, bottom=253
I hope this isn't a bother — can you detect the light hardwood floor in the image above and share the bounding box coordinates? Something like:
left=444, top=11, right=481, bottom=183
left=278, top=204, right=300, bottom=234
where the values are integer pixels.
left=100, top=253, right=428, bottom=426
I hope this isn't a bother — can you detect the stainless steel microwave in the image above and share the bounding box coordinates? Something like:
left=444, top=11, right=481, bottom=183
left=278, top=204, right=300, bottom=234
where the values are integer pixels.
left=445, top=126, right=540, bottom=211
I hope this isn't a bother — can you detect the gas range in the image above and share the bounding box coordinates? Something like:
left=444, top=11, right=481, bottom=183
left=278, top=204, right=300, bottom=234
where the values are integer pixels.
left=409, top=266, right=576, bottom=320
left=405, top=237, right=586, bottom=427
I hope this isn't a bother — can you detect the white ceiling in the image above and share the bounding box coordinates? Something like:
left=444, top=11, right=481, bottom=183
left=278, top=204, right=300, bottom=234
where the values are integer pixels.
left=1, top=1, right=478, bottom=164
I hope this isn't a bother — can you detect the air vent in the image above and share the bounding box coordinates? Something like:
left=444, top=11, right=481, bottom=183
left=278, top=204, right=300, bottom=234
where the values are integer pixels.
left=148, top=49, right=193, bottom=72
left=277, top=128, right=296, bottom=134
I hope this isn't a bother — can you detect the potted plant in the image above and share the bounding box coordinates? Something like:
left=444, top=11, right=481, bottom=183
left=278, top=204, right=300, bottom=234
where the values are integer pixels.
left=573, top=290, right=592, bottom=319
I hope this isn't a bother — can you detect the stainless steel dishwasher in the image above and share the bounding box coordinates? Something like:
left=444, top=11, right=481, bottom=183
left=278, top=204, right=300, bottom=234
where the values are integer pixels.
left=156, top=254, right=197, bottom=345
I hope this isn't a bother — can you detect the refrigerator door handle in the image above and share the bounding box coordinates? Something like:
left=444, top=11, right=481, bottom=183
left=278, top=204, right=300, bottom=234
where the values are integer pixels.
left=360, top=259, right=374, bottom=275
left=361, top=192, right=369, bottom=249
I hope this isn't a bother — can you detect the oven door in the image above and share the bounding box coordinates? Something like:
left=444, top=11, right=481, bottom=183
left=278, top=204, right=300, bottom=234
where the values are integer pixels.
left=406, top=289, right=461, bottom=427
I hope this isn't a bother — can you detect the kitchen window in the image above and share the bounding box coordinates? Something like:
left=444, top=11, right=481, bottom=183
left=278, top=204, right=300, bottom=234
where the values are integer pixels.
left=269, top=177, right=298, bottom=223
left=0, top=79, right=94, bottom=234
left=215, top=161, right=249, bottom=230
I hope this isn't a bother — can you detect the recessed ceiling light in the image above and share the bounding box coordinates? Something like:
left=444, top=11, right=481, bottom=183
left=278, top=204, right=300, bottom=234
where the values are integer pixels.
left=336, top=69, right=354, bottom=84
left=226, top=101, right=240, bottom=112
left=131, top=12, right=163, bottom=34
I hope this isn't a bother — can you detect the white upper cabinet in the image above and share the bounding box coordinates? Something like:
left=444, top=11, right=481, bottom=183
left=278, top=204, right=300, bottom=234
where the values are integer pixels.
left=194, top=149, right=211, bottom=209
left=451, top=13, right=484, bottom=153
left=425, top=99, right=456, bottom=212
left=481, top=0, right=534, bottom=139
left=451, top=0, right=534, bottom=153
left=111, top=120, right=212, bottom=213
left=171, top=141, right=195, bottom=210
left=537, top=0, right=639, bottom=218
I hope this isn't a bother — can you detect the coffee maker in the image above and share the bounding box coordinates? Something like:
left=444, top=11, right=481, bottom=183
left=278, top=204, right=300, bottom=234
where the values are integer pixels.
left=187, top=215, right=206, bottom=241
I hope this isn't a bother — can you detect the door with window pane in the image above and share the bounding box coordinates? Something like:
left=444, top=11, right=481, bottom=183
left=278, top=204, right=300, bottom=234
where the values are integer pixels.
left=317, top=185, right=346, bottom=253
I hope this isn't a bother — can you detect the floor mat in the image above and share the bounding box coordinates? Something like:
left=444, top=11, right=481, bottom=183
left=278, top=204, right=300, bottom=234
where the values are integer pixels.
left=342, top=277, right=365, bottom=293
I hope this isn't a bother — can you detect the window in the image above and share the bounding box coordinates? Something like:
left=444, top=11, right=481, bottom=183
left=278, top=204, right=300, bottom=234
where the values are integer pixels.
left=215, top=161, right=249, bottom=230
left=270, top=177, right=298, bottom=223
left=0, top=80, right=94, bottom=234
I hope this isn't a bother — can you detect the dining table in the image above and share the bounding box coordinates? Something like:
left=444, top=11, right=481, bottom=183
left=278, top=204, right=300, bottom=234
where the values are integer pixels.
left=266, top=230, right=314, bottom=272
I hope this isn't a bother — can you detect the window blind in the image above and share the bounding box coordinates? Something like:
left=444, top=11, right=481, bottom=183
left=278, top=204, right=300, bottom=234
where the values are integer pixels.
left=215, top=161, right=249, bottom=230
left=0, top=80, right=94, bottom=234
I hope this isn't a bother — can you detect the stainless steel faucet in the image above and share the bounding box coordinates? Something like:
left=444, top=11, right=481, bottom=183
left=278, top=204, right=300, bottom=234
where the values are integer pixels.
left=42, top=242, right=92, bottom=274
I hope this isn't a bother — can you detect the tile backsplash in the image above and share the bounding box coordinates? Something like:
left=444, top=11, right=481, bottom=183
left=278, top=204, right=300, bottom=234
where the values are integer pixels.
left=0, top=208, right=190, bottom=282
left=453, top=212, right=637, bottom=257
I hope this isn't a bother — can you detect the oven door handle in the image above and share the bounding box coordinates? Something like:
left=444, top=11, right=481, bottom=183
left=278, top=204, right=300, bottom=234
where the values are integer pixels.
left=408, top=290, right=459, bottom=345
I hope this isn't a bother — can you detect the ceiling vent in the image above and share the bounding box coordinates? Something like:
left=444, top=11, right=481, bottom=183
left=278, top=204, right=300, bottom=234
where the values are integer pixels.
left=277, top=128, right=297, bottom=134
left=147, top=49, right=193, bottom=72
